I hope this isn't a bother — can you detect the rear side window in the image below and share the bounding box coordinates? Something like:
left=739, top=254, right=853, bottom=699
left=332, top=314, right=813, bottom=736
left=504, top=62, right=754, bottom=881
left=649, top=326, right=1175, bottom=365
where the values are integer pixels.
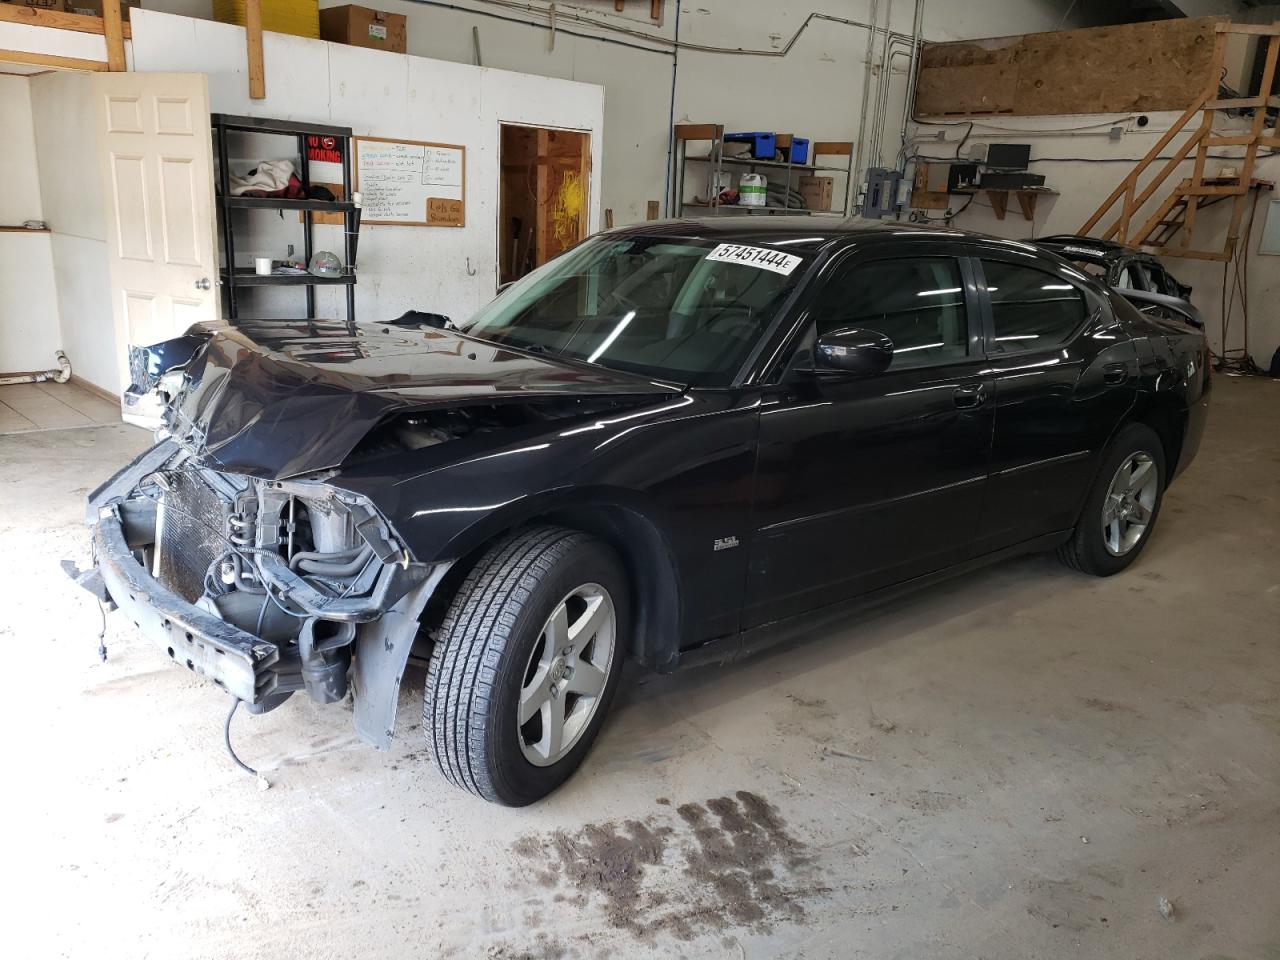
left=812, top=257, right=969, bottom=370
left=981, top=260, right=1087, bottom=352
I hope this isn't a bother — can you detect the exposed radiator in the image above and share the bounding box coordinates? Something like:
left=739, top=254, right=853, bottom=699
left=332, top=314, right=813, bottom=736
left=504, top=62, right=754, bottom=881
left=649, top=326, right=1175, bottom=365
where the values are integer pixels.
left=156, top=468, right=229, bottom=603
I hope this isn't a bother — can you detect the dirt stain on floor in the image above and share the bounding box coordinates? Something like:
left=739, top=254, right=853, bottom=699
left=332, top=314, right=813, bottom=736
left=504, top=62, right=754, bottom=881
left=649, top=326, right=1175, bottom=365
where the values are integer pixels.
left=510, top=791, right=826, bottom=942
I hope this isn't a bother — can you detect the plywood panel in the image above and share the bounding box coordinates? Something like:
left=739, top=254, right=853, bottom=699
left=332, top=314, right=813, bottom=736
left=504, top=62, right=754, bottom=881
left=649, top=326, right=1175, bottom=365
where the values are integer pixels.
left=916, top=16, right=1227, bottom=117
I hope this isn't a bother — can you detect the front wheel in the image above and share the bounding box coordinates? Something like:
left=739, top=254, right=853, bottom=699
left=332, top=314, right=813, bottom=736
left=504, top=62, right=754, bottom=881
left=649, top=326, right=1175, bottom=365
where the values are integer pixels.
left=424, top=526, right=628, bottom=805
left=1057, top=423, right=1166, bottom=576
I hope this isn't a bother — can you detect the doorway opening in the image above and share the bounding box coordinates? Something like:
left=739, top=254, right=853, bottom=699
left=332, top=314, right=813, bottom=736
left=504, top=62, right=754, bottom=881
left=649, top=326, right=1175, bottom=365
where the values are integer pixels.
left=498, top=124, right=591, bottom=285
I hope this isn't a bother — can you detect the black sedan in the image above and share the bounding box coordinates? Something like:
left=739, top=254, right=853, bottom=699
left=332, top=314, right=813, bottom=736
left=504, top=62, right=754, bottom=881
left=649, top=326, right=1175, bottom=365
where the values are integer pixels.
left=81, top=219, right=1211, bottom=805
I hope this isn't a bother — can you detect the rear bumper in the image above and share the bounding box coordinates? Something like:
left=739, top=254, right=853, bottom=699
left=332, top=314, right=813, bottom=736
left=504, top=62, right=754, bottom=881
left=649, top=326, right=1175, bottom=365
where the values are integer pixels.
left=93, top=509, right=281, bottom=703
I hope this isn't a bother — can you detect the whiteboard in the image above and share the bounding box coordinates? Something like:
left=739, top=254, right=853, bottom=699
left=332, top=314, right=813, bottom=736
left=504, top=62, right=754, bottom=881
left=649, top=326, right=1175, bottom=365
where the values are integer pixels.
left=354, top=136, right=466, bottom=227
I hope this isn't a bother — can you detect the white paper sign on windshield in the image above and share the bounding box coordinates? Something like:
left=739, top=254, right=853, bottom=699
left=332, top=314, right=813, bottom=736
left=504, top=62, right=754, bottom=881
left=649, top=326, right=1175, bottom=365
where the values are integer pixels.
left=704, top=243, right=803, bottom=276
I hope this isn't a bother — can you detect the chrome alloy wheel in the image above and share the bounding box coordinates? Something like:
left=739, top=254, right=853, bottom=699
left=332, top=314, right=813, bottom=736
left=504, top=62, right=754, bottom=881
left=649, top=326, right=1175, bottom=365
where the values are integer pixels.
left=1101, top=451, right=1158, bottom=557
left=518, top=583, right=616, bottom=767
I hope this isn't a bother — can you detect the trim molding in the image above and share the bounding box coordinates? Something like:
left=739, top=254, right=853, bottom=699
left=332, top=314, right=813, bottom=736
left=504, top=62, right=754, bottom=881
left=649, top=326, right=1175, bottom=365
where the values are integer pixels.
left=71, top=375, right=119, bottom=404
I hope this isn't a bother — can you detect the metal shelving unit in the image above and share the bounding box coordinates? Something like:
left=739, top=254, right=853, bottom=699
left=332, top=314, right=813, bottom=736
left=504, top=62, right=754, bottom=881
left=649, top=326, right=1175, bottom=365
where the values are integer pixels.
left=672, top=123, right=855, bottom=218
left=212, top=114, right=359, bottom=322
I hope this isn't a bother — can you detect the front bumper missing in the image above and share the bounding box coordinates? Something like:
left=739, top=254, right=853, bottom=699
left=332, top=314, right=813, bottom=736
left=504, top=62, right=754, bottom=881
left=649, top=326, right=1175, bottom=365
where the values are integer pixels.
left=93, top=509, right=281, bottom=703
left=83, top=441, right=453, bottom=743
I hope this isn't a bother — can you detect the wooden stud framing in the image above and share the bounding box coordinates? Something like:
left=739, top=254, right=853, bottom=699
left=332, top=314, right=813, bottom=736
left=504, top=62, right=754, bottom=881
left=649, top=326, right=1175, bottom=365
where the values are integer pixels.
left=0, top=48, right=106, bottom=71
left=246, top=0, right=265, bottom=100
left=577, top=132, right=591, bottom=243
left=102, top=0, right=125, bottom=72
left=0, top=5, right=132, bottom=38
left=534, top=128, right=550, bottom=267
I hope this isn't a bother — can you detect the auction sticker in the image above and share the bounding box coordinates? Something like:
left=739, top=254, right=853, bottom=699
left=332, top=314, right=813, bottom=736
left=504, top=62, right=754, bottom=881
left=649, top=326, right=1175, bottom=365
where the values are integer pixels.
left=705, top=243, right=802, bottom=276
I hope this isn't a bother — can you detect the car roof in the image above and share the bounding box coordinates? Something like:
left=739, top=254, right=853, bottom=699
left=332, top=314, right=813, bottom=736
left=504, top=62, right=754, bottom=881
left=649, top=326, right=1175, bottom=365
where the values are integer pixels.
left=605, top=216, right=1045, bottom=256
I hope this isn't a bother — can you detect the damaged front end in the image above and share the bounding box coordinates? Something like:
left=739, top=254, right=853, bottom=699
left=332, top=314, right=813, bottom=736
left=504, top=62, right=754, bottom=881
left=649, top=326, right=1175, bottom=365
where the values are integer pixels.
left=85, top=440, right=449, bottom=748
left=80, top=320, right=681, bottom=749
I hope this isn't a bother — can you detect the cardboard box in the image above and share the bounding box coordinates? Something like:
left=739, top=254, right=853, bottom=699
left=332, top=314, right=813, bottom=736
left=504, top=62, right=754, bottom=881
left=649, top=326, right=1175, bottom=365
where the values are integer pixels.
left=799, top=176, right=834, bottom=212
left=320, top=4, right=406, bottom=54
left=61, top=0, right=142, bottom=20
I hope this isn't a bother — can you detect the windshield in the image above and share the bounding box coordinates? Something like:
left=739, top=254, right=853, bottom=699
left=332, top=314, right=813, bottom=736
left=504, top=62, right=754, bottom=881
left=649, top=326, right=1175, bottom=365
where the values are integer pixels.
left=458, top=235, right=809, bottom=387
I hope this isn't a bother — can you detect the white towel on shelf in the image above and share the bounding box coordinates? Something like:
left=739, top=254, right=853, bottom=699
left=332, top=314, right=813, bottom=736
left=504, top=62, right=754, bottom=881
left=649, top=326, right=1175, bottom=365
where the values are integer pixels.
left=228, top=159, right=296, bottom=196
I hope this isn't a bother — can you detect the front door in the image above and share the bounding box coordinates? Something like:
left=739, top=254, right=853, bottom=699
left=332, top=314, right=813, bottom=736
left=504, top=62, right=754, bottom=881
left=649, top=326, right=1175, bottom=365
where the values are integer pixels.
left=93, top=72, right=219, bottom=410
left=744, top=251, right=994, bottom=628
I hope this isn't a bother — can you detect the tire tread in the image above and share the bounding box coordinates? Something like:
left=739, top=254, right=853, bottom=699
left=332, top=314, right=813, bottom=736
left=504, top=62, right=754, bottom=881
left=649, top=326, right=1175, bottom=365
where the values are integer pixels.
left=424, top=526, right=589, bottom=803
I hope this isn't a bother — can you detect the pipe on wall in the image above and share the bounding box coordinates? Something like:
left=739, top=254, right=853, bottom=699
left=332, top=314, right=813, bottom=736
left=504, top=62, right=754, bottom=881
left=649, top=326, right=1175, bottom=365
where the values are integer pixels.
left=403, top=0, right=917, bottom=58
left=850, top=0, right=880, bottom=215
left=0, top=350, right=71, bottom=387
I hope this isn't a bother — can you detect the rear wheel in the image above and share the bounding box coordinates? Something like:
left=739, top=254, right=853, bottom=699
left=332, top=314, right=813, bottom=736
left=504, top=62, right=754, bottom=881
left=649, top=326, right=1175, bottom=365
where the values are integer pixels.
left=1058, top=423, right=1166, bottom=576
left=424, top=526, right=627, bottom=805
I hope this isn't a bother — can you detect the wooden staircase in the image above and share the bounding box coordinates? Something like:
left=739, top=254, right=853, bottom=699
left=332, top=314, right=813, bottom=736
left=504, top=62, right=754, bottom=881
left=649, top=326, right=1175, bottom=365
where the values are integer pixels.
left=1078, top=22, right=1280, bottom=262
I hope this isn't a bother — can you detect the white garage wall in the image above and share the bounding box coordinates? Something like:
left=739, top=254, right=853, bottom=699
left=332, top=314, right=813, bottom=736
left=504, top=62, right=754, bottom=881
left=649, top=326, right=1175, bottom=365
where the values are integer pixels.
left=0, top=232, right=62, bottom=375
left=0, top=75, right=63, bottom=376
left=142, top=1, right=1086, bottom=227
left=27, top=71, right=120, bottom=392
left=128, top=8, right=604, bottom=327
left=0, top=75, right=43, bottom=226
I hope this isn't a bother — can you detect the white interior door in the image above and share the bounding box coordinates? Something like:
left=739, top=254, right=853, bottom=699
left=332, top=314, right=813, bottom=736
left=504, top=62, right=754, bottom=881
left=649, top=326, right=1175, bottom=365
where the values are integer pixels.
left=94, top=72, right=219, bottom=405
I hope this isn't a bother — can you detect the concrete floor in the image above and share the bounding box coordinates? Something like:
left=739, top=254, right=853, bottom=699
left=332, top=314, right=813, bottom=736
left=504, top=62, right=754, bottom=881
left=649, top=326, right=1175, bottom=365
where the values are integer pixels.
left=4, top=377, right=1278, bottom=960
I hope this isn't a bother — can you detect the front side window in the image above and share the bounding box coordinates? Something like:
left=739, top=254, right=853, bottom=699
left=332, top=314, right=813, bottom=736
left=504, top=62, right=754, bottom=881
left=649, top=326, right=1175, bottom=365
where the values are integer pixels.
left=810, top=257, right=969, bottom=370
left=459, top=236, right=809, bottom=387
left=981, top=259, right=1088, bottom=352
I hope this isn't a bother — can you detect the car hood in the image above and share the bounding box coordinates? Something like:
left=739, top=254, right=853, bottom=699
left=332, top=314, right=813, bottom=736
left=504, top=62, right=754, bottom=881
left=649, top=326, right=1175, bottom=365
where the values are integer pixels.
left=165, top=319, right=681, bottom=480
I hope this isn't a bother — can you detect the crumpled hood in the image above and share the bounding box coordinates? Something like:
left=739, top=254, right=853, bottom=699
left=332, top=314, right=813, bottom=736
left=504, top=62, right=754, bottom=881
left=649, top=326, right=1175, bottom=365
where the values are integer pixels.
left=165, top=320, right=679, bottom=480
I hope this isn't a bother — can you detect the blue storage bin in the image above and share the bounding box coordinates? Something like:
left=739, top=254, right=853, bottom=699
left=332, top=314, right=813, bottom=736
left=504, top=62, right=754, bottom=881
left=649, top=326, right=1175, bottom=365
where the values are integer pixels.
left=788, top=137, right=810, bottom=165
left=724, top=132, right=776, bottom=160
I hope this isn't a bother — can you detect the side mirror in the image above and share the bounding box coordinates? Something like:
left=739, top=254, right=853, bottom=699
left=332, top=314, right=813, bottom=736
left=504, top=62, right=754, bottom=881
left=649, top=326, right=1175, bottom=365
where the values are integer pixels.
left=815, top=327, right=894, bottom=376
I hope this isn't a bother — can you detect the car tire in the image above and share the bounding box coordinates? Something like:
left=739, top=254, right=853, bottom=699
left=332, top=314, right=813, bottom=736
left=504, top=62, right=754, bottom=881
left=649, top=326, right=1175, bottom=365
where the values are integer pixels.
left=1057, top=422, right=1166, bottom=577
left=424, top=525, right=628, bottom=805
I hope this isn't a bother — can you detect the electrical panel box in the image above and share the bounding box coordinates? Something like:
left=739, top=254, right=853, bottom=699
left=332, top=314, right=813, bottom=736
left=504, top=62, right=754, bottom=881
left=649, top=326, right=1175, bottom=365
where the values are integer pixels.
left=864, top=168, right=902, bottom=219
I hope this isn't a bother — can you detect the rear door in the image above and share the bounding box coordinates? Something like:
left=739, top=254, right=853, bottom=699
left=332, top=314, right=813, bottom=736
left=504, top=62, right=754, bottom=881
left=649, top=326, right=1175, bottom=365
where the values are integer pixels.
left=970, top=254, right=1138, bottom=555
left=745, top=246, right=994, bottom=627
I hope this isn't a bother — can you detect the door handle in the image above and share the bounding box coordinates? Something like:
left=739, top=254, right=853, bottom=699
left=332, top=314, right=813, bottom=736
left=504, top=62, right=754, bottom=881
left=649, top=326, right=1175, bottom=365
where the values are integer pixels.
left=194, top=277, right=212, bottom=291
left=953, top=383, right=987, bottom=409
left=1102, top=362, right=1129, bottom=385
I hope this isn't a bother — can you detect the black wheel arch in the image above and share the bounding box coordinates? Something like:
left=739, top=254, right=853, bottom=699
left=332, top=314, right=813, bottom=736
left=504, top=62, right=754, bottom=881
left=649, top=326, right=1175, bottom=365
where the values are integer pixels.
left=1130, top=391, right=1188, bottom=482
left=417, top=492, right=685, bottom=673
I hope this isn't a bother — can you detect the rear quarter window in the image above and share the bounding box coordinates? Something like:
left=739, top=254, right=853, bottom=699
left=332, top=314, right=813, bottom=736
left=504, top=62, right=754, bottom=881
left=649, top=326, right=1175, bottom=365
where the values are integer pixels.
left=981, top=259, right=1088, bottom=352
